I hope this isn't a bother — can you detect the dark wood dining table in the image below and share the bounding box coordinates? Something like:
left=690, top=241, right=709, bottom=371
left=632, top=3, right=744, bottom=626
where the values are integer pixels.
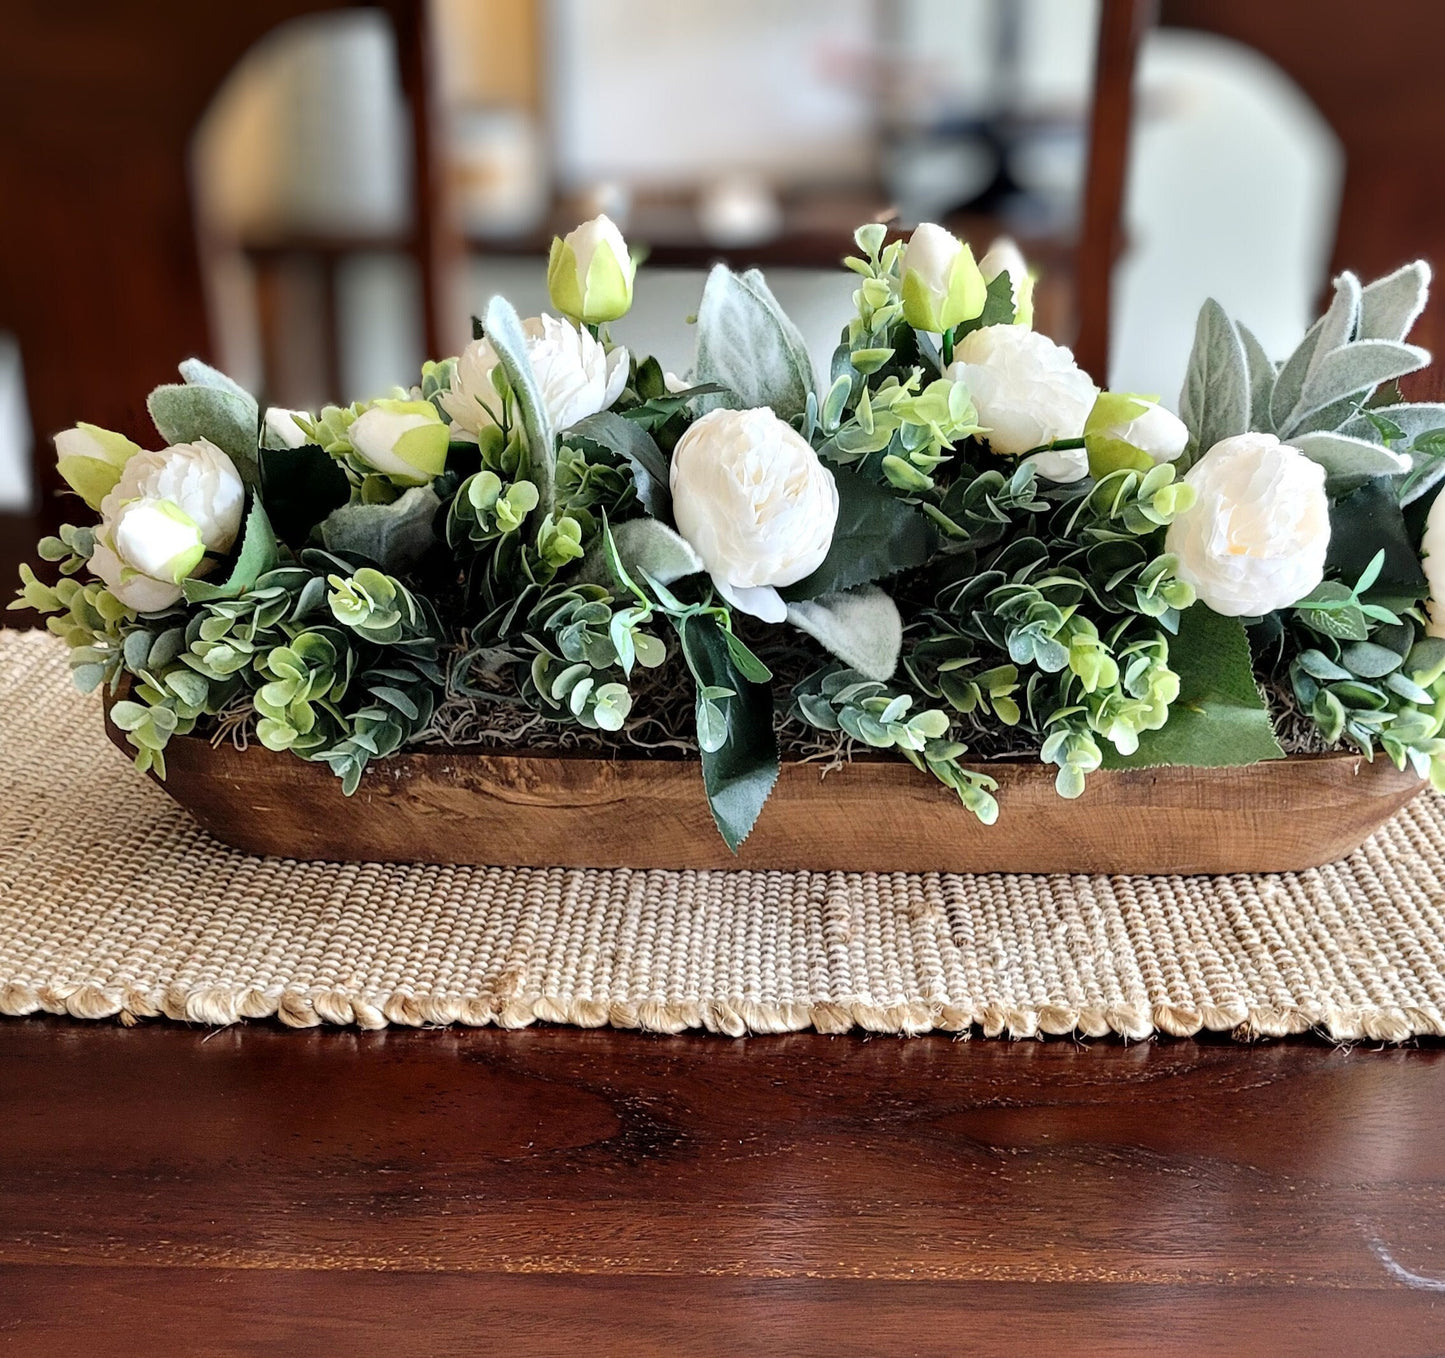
left=1, top=1017, right=1441, bottom=1355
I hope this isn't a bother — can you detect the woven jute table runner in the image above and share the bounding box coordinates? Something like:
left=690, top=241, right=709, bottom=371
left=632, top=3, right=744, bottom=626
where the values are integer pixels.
left=3, top=629, right=1444, bottom=1041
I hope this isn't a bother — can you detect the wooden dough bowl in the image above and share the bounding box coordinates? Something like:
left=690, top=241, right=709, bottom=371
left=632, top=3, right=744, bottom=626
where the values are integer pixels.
left=105, top=710, right=1425, bottom=875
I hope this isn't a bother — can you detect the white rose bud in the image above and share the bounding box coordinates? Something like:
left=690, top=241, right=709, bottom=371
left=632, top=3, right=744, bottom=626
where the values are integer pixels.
left=547, top=214, right=635, bottom=324
left=900, top=222, right=987, bottom=335
left=90, top=499, right=206, bottom=613
left=100, top=439, right=245, bottom=554
left=347, top=398, right=449, bottom=484
left=977, top=236, right=1036, bottom=329
left=54, top=423, right=142, bottom=511
left=441, top=314, right=629, bottom=439
left=1084, top=392, right=1190, bottom=477
left=1422, top=491, right=1445, bottom=638
left=670, top=407, right=839, bottom=623
left=263, top=406, right=311, bottom=449
left=1165, top=433, right=1330, bottom=617
left=945, top=324, right=1099, bottom=470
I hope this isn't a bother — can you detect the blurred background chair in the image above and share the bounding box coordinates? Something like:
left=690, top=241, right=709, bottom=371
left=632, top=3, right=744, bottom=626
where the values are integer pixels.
left=3, top=0, right=1440, bottom=611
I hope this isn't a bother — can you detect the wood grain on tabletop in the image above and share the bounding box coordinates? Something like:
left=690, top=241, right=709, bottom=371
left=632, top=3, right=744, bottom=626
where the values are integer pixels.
left=0, top=1019, right=1442, bottom=1355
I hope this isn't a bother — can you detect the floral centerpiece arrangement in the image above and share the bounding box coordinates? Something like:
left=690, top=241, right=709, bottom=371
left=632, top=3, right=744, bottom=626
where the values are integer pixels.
left=15, top=216, right=1445, bottom=851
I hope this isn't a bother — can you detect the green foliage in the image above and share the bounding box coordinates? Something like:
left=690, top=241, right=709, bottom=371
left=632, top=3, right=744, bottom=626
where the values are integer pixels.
left=781, top=466, right=936, bottom=601
left=147, top=360, right=261, bottom=486
left=1104, top=604, right=1283, bottom=771
left=481, top=294, right=557, bottom=512
left=1288, top=616, right=1445, bottom=780
left=792, top=664, right=998, bottom=823
left=676, top=612, right=779, bottom=851
left=259, top=444, right=351, bottom=547
left=694, top=265, right=818, bottom=423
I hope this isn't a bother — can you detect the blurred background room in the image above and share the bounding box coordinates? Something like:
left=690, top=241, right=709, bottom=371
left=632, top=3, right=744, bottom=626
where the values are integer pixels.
left=3, top=0, right=1442, bottom=598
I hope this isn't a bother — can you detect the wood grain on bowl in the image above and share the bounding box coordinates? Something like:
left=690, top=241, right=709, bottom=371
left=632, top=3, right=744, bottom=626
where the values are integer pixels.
left=104, top=708, right=1424, bottom=874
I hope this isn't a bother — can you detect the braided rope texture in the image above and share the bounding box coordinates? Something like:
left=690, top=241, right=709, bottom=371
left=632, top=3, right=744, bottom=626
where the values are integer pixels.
left=2, top=629, right=1444, bottom=1040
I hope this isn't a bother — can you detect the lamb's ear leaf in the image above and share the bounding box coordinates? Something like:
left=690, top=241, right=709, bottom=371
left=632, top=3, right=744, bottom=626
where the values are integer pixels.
left=1358, top=261, right=1431, bottom=343
left=786, top=585, right=902, bottom=681
left=1292, top=340, right=1430, bottom=431
left=318, top=485, right=441, bottom=572
left=576, top=515, right=702, bottom=589
left=564, top=410, right=671, bottom=520
left=781, top=467, right=935, bottom=601
left=1289, top=431, right=1410, bottom=481
left=694, top=264, right=817, bottom=422
left=177, top=358, right=257, bottom=404
left=1103, top=605, right=1284, bottom=769
left=675, top=612, right=779, bottom=853
left=1236, top=322, right=1277, bottom=436
left=148, top=376, right=261, bottom=487
left=483, top=295, right=555, bottom=512
left=181, top=500, right=280, bottom=603
left=1178, top=299, right=1249, bottom=469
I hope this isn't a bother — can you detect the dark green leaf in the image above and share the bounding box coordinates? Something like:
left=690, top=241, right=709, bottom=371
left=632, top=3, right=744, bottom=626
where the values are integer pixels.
left=259, top=444, right=351, bottom=547
left=1325, top=478, right=1427, bottom=607
left=1103, top=605, right=1284, bottom=769
left=182, top=499, right=280, bottom=603
left=565, top=410, right=672, bottom=519
left=677, top=613, right=779, bottom=852
left=781, top=467, right=936, bottom=601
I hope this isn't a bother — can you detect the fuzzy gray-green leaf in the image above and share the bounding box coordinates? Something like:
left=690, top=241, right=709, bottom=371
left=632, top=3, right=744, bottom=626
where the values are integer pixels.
left=785, top=585, right=903, bottom=681
left=1178, top=299, right=1249, bottom=468
left=1357, top=261, right=1431, bottom=343
left=694, top=265, right=817, bottom=422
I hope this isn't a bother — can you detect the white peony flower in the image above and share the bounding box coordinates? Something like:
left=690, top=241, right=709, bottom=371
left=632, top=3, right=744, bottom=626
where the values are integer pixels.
left=1420, top=491, right=1445, bottom=638
left=347, top=398, right=449, bottom=484
left=99, top=439, right=245, bottom=553
left=1165, top=433, right=1330, bottom=616
left=899, top=222, right=986, bottom=335
left=977, top=236, right=1035, bottom=328
left=263, top=406, right=311, bottom=449
left=440, top=314, right=628, bottom=439
left=670, top=407, right=839, bottom=623
left=944, top=324, right=1099, bottom=468
left=90, top=499, right=207, bottom=613
left=547, top=214, right=635, bottom=324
